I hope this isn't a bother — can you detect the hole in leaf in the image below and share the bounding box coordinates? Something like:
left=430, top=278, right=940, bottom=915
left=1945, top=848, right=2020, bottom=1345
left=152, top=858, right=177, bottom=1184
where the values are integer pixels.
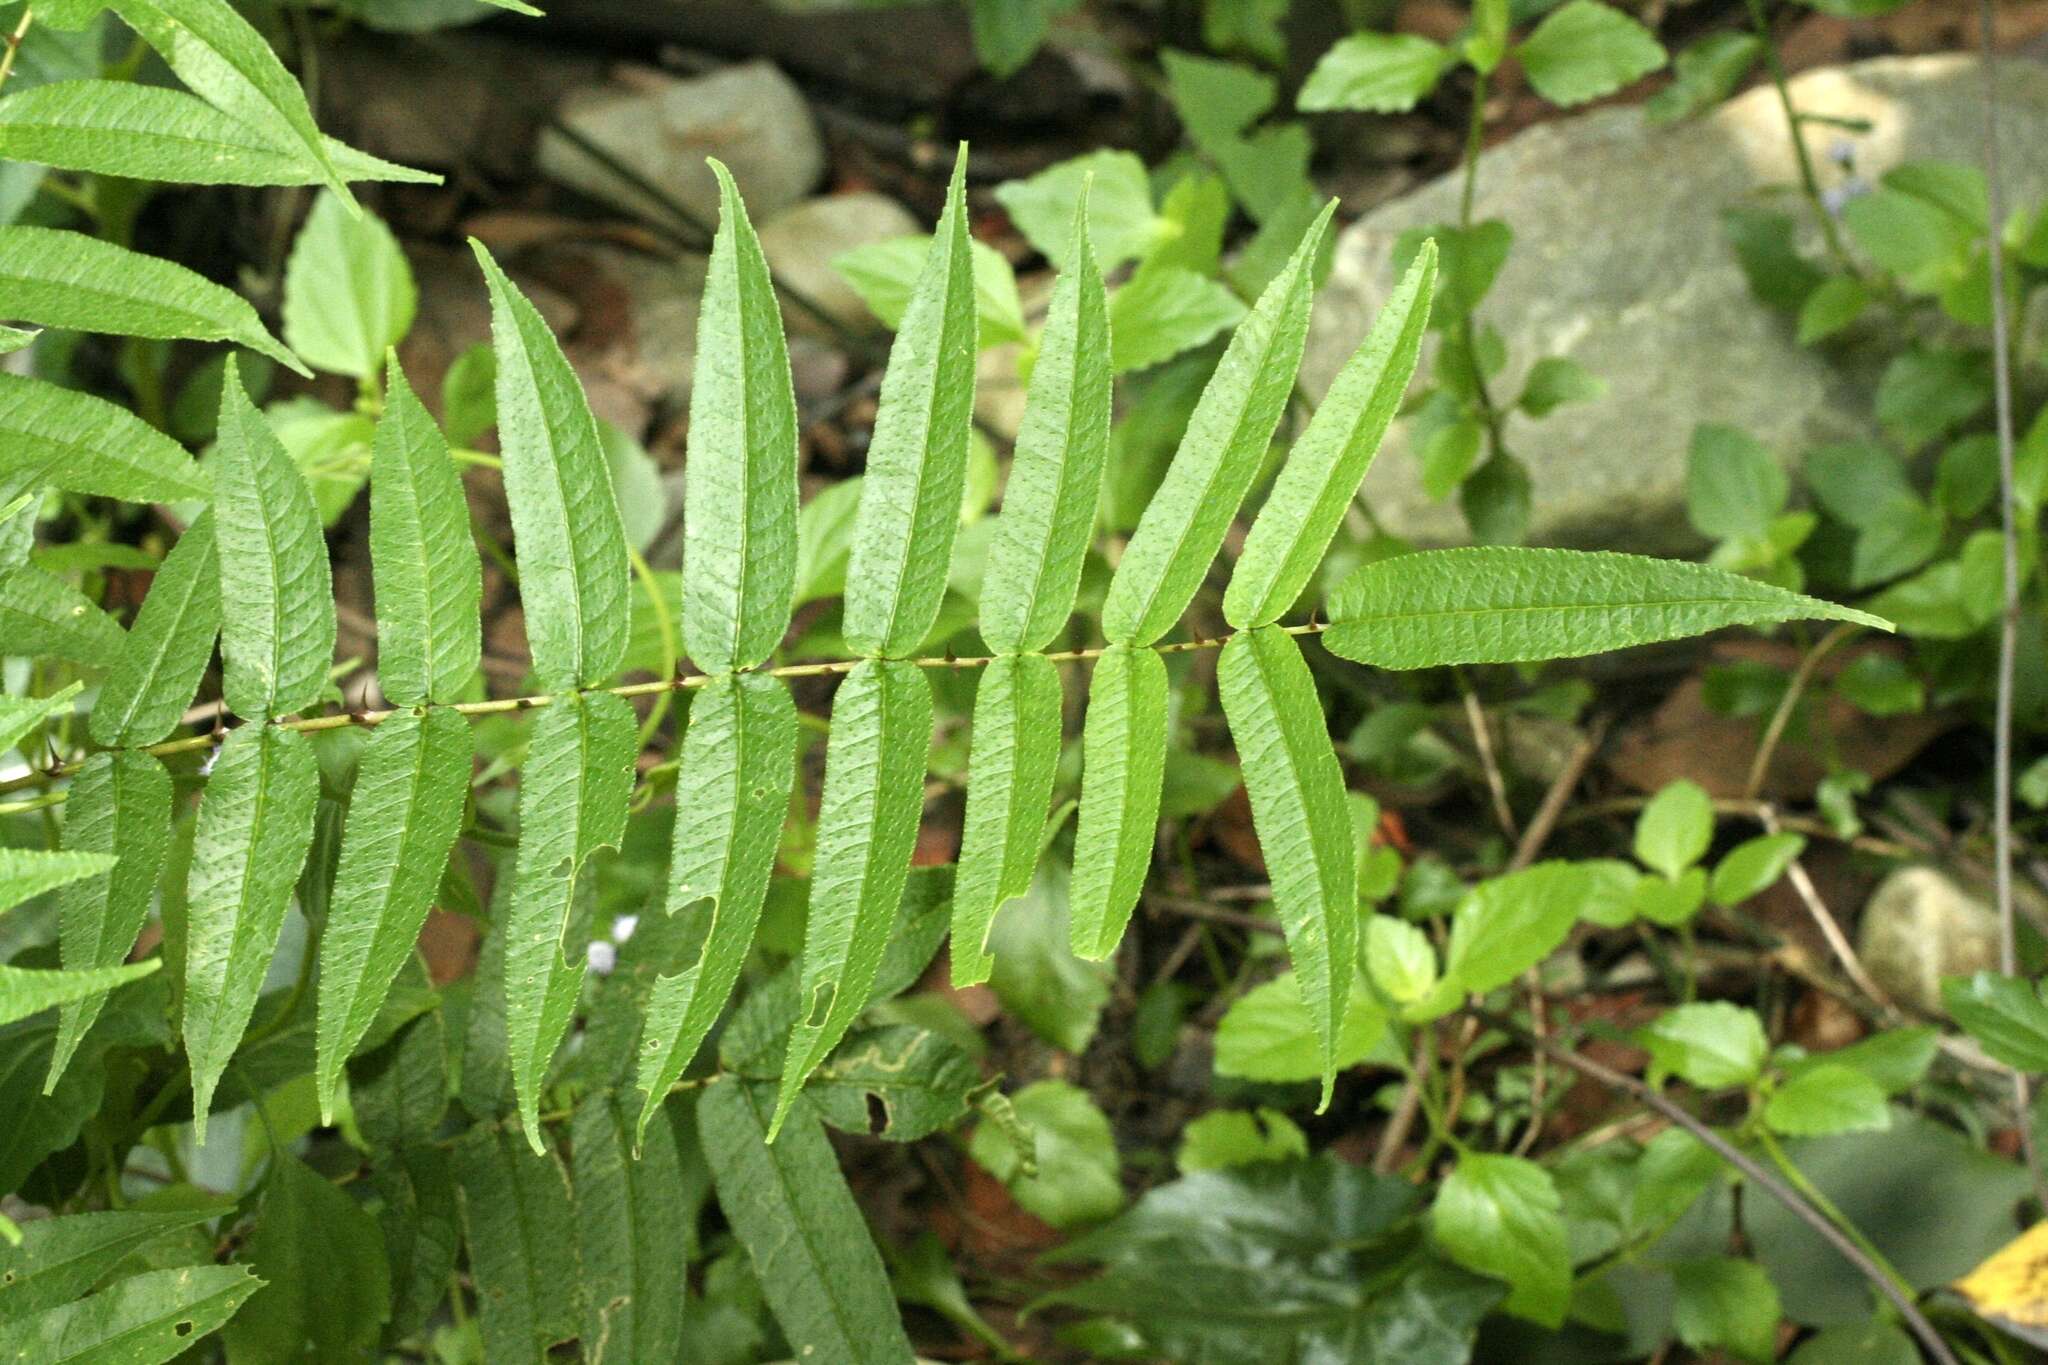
left=175, top=1321, right=195, bottom=1337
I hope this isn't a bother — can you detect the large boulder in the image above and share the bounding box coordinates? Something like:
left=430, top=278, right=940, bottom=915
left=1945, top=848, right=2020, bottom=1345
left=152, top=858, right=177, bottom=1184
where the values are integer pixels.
left=1304, top=55, right=2048, bottom=550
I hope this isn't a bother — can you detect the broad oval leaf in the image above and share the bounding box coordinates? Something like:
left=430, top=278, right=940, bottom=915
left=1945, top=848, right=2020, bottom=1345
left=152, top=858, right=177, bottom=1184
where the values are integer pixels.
left=183, top=722, right=320, bottom=1142
left=454, top=1121, right=581, bottom=1362
left=1225, top=241, right=1435, bottom=628
left=841, top=147, right=978, bottom=659
left=0, top=564, right=125, bottom=668
left=773, top=659, right=933, bottom=1137
left=284, top=191, right=416, bottom=380
left=370, top=358, right=482, bottom=705
left=683, top=160, right=800, bottom=673
left=90, top=511, right=221, bottom=747
left=0, top=1264, right=261, bottom=1365
left=48, top=750, right=171, bottom=1090
left=978, top=198, right=1113, bottom=654
left=0, top=225, right=303, bottom=374
left=0, top=371, right=210, bottom=503
left=504, top=691, right=635, bottom=1151
left=1324, top=547, right=1889, bottom=669
left=1067, top=644, right=1169, bottom=959
left=473, top=240, right=631, bottom=690
left=636, top=672, right=797, bottom=1142
left=314, top=707, right=472, bottom=1122
left=1099, top=200, right=1334, bottom=647
left=214, top=360, right=336, bottom=718
left=951, top=651, right=1062, bottom=986
left=1433, top=1153, right=1571, bottom=1327
left=1217, top=626, right=1356, bottom=1109
left=572, top=1094, right=689, bottom=1364
left=0, top=1205, right=233, bottom=1318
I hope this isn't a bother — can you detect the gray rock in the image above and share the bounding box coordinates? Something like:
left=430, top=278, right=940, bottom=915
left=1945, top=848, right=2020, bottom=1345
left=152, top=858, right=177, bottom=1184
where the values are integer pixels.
left=1855, top=866, right=2000, bottom=1015
left=756, top=192, right=923, bottom=337
left=1304, top=55, right=2048, bottom=549
left=538, top=61, right=823, bottom=230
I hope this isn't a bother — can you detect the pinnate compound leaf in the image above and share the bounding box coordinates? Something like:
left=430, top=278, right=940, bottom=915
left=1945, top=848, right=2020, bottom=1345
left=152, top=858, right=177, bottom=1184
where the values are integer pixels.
left=283, top=191, right=415, bottom=379
left=47, top=751, right=171, bottom=1089
left=370, top=358, right=482, bottom=704
left=90, top=512, right=221, bottom=747
left=0, top=1264, right=261, bottom=1365
left=951, top=652, right=1062, bottom=986
left=1100, top=200, right=1334, bottom=647
left=774, top=660, right=934, bottom=1137
left=684, top=160, right=800, bottom=673
left=0, top=847, right=118, bottom=911
left=636, top=672, right=797, bottom=1141
left=841, top=147, right=977, bottom=659
left=0, top=1205, right=230, bottom=1317
left=572, top=1094, right=688, bottom=1364
left=182, top=723, right=320, bottom=1142
left=700, top=1080, right=916, bottom=1362
left=979, top=197, right=1113, bottom=654
left=1217, top=627, right=1356, bottom=1107
left=314, top=707, right=471, bottom=1122
left=1433, top=1153, right=1571, bottom=1327
left=454, top=1121, right=581, bottom=1362
left=505, top=691, right=635, bottom=1150
left=0, top=226, right=303, bottom=374
left=1226, top=240, right=1434, bottom=628
left=1068, top=644, right=1169, bottom=959
left=1324, top=547, right=1888, bottom=669
left=0, top=564, right=125, bottom=668
left=0, top=372, right=210, bottom=503
left=473, top=240, right=630, bottom=689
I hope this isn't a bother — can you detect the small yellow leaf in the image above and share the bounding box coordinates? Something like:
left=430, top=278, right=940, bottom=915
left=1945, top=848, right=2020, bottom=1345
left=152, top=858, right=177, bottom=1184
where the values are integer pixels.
left=1955, top=1220, right=2048, bottom=1349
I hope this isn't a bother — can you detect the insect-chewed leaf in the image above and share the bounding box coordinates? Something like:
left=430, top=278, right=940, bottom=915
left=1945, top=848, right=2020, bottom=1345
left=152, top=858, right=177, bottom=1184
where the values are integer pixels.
left=684, top=160, right=799, bottom=673
left=105, top=0, right=349, bottom=203
left=978, top=198, right=1112, bottom=654
left=183, top=723, right=320, bottom=1143
left=0, top=1205, right=233, bottom=1317
left=1226, top=241, right=1436, bottom=629
left=505, top=691, right=635, bottom=1151
left=572, top=1094, right=688, bottom=1364
left=1217, top=627, right=1356, bottom=1108
left=0, top=563, right=125, bottom=668
left=0, top=226, right=303, bottom=374
left=472, top=240, right=631, bottom=691
left=1099, top=201, right=1335, bottom=648
left=841, top=146, right=978, bottom=659
left=47, top=751, right=171, bottom=1090
left=772, top=659, right=933, bottom=1138
left=635, top=672, right=796, bottom=1141
left=454, top=1121, right=581, bottom=1362
left=0, top=372, right=211, bottom=503
left=314, top=707, right=472, bottom=1123
left=0, top=960, right=160, bottom=1030
left=284, top=193, right=416, bottom=380
left=213, top=360, right=335, bottom=719
left=0, top=847, right=118, bottom=912
left=371, top=359, right=482, bottom=705
left=0, top=682, right=80, bottom=758
left=699, top=1081, right=917, bottom=1363
left=1067, top=644, right=1169, bottom=959
left=1324, top=547, right=1891, bottom=669
left=90, top=512, right=221, bottom=747
left=951, top=652, right=1062, bottom=986
left=0, top=1264, right=261, bottom=1364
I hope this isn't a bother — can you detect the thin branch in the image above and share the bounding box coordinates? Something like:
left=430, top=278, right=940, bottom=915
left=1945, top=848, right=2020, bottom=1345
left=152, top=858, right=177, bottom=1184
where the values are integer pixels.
left=1510, top=714, right=1608, bottom=871
left=1755, top=803, right=1895, bottom=1009
left=0, top=6, right=32, bottom=97
left=1743, top=622, right=1857, bottom=802
left=1460, top=679, right=1519, bottom=841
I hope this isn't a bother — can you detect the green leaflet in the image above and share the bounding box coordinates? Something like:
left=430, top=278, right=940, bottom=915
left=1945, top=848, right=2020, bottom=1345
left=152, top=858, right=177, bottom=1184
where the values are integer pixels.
left=182, top=723, right=320, bottom=1142
left=314, top=707, right=472, bottom=1122
left=0, top=81, right=430, bottom=191
left=90, top=512, right=221, bottom=747
left=0, top=681, right=80, bottom=757
left=0, top=1264, right=262, bottom=1365
left=951, top=652, right=1062, bottom=986
left=454, top=1121, right=581, bottom=1364
left=683, top=160, right=799, bottom=673
left=213, top=364, right=337, bottom=720
left=0, top=372, right=211, bottom=503
left=1323, top=547, right=1891, bottom=669
left=227, top=1154, right=391, bottom=1359
left=48, top=751, right=171, bottom=1090
left=773, top=659, right=933, bottom=1137
left=978, top=198, right=1113, bottom=654
left=370, top=359, right=482, bottom=704
left=571, top=1094, right=688, bottom=1364
left=505, top=691, right=635, bottom=1151
left=0, top=324, right=37, bottom=354
left=284, top=193, right=416, bottom=380
left=1225, top=241, right=1436, bottom=628
left=0, top=847, right=117, bottom=911
left=1100, top=201, right=1334, bottom=647
left=0, top=564, right=125, bottom=668
left=0, top=1205, right=231, bottom=1317
left=1068, top=644, right=1169, bottom=959
left=473, top=240, right=630, bottom=690
left=0, top=226, right=302, bottom=374
left=0, top=959, right=159, bottom=1029
left=841, top=147, right=978, bottom=659
left=105, top=0, right=349, bottom=203
left=635, top=672, right=796, bottom=1142
left=699, top=1081, right=917, bottom=1363
left=1217, top=627, right=1356, bottom=1109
